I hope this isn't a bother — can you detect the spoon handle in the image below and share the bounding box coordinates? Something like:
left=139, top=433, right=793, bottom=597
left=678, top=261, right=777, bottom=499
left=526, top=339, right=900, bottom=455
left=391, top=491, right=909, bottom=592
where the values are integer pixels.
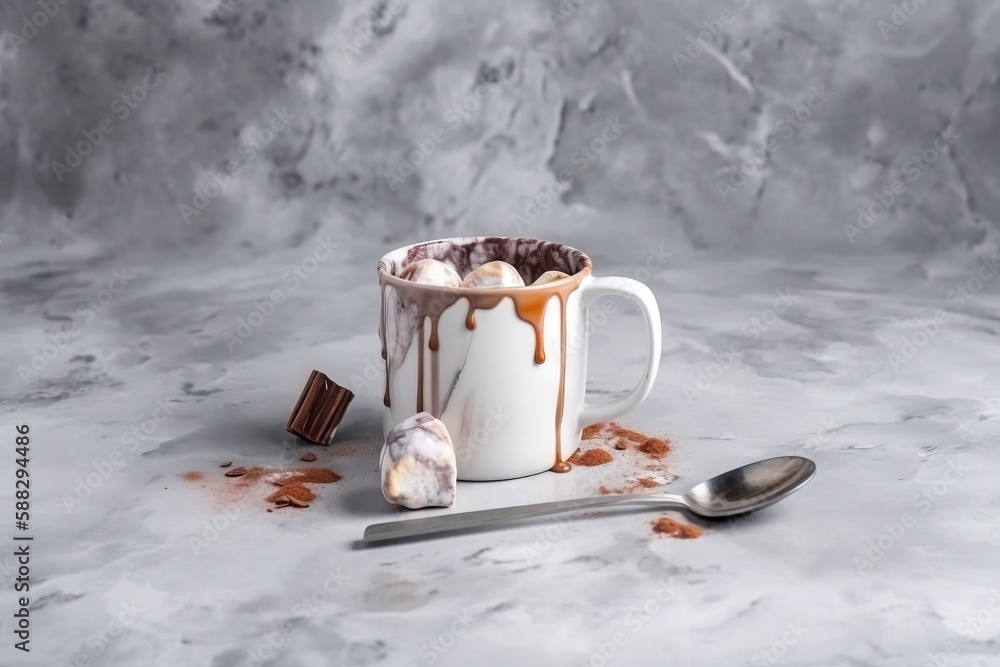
left=363, top=493, right=685, bottom=542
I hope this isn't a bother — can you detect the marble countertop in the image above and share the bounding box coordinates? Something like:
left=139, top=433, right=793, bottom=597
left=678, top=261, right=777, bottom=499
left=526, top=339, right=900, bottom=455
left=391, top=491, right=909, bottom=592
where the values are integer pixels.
left=2, top=239, right=999, bottom=667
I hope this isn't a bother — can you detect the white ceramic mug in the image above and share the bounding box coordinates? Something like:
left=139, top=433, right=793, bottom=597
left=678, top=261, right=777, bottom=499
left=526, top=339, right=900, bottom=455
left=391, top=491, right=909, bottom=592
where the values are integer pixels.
left=377, top=237, right=661, bottom=481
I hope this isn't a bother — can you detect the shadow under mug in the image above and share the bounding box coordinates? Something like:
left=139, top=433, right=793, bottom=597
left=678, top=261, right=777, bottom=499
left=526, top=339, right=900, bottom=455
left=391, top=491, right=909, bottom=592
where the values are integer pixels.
left=377, top=236, right=661, bottom=481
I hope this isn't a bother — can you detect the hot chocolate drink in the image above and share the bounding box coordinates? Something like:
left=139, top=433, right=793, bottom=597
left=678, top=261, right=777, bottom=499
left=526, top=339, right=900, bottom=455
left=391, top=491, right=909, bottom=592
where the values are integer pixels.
left=377, top=237, right=661, bottom=481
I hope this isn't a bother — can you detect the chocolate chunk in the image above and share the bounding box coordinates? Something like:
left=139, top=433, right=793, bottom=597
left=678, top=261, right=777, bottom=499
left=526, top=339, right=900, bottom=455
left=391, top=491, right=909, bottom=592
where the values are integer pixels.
left=225, top=466, right=248, bottom=477
left=300, top=452, right=317, bottom=462
left=286, top=370, right=354, bottom=445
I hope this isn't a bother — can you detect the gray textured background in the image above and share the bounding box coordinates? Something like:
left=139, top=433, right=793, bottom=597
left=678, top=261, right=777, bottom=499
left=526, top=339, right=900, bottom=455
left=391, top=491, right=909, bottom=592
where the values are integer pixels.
left=2, top=0, right=999, bottom=257
left=4, top=4, right=1000, bottom=666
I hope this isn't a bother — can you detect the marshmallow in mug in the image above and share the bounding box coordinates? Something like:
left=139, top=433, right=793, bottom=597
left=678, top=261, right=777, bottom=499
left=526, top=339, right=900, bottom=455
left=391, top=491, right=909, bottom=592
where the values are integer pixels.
left=399, top=258, right=462, bottom=288
left=461, top=260, right=525, bottom=288
left=532, top=270, right=570, bottom=286
left=380, top=412, right=457, bottom=509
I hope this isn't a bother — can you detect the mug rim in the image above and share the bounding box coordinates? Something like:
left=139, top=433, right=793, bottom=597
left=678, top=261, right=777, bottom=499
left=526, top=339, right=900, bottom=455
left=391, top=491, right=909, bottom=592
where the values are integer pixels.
left=377, top=236, right=594, bottom=293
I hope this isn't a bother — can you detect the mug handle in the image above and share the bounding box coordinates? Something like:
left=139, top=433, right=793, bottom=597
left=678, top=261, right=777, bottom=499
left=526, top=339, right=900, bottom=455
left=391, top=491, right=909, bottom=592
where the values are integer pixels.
left=576, top=276, right=662, bottom=429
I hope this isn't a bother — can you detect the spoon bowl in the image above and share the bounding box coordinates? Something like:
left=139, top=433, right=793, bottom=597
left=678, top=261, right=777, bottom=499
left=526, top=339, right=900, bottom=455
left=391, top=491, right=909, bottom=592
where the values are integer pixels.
left=682, top=456, right=816, bottom=518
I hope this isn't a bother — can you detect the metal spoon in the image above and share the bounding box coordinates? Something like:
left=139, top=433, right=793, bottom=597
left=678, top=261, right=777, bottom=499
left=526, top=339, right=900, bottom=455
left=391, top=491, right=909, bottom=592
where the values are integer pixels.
left=363, top=455, right=816, bottom=542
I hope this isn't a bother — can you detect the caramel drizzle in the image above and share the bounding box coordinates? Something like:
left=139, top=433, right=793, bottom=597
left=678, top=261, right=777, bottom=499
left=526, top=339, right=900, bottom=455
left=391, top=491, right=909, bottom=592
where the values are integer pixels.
left=380, top=266, right=589, bottom=473
left=550, top=291, right=571, bottom=473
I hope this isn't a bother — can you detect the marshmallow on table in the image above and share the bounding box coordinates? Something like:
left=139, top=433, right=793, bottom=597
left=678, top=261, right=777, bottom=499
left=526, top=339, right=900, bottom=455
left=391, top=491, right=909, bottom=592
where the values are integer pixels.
left=400, top=259, right=462, bottom=287
left=532, top=270, right=570, bottom=286
left=380, top=412, right=457, bottom=509
left=462, top=261, right=525, bottom=288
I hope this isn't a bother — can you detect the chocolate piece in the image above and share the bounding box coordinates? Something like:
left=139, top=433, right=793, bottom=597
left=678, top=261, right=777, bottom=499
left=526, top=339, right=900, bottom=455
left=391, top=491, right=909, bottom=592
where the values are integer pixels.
left=286, top=370, right=354, bottom=445
left=225, top=466, right=248, bottom=477
left=300, top=452, right=317, bottom=462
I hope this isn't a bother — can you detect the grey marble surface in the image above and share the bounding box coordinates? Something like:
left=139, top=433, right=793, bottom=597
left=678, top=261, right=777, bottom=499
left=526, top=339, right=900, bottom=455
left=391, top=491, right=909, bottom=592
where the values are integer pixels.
left=2, top=239, right=999, bottom=666
left=4, top=0, right=1000, bottom=664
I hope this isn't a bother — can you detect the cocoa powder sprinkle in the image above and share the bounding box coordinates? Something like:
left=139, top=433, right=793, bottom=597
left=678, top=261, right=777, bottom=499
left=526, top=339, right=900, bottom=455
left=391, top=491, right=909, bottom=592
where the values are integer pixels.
left=275, top=468, right=342, bottom=485
left=568, top=448, right=613, bottom=466
left=652, top=516, right=702, bottom=539
left=609, top=424, right=650, bottom=445
left=638, top=438, right=670, bottom=458
left=266, top=482, right=316, bottom=504
left=181, top=465, right=341, bottom=510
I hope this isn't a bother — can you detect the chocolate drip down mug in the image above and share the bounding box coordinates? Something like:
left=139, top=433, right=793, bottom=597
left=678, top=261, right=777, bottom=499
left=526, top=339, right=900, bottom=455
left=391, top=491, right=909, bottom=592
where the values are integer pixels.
left=378, top=237, right=661, bottom=481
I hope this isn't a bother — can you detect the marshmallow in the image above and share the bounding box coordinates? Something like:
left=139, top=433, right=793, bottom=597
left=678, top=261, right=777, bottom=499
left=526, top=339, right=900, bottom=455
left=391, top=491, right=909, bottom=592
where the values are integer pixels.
left=462, top=261, right=525, bottom=288
left=380, top=412, right=457, bottom=509
left=400, top=259, right=462, bottom=287
left=532, top=270, right=570, bottom=286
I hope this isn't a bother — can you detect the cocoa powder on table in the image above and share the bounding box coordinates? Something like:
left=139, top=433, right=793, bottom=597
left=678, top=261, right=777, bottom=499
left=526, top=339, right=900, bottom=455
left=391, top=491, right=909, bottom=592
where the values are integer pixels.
left=638, top=437, right=670, bottom=458
left=578, top=422, right=675, bottom=496
left=652, top=516, right=702, bottom=539
left=266, top=482, right=316, bottom=504
left=568, top=448, right=613, bottom=466
left=274, top=468, right=342, bottom=485
left=607, top=424, right=650, bottom=447
left=583, top=422, right=671, bottom=458
left=180, top=465, right=341, bottom=510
